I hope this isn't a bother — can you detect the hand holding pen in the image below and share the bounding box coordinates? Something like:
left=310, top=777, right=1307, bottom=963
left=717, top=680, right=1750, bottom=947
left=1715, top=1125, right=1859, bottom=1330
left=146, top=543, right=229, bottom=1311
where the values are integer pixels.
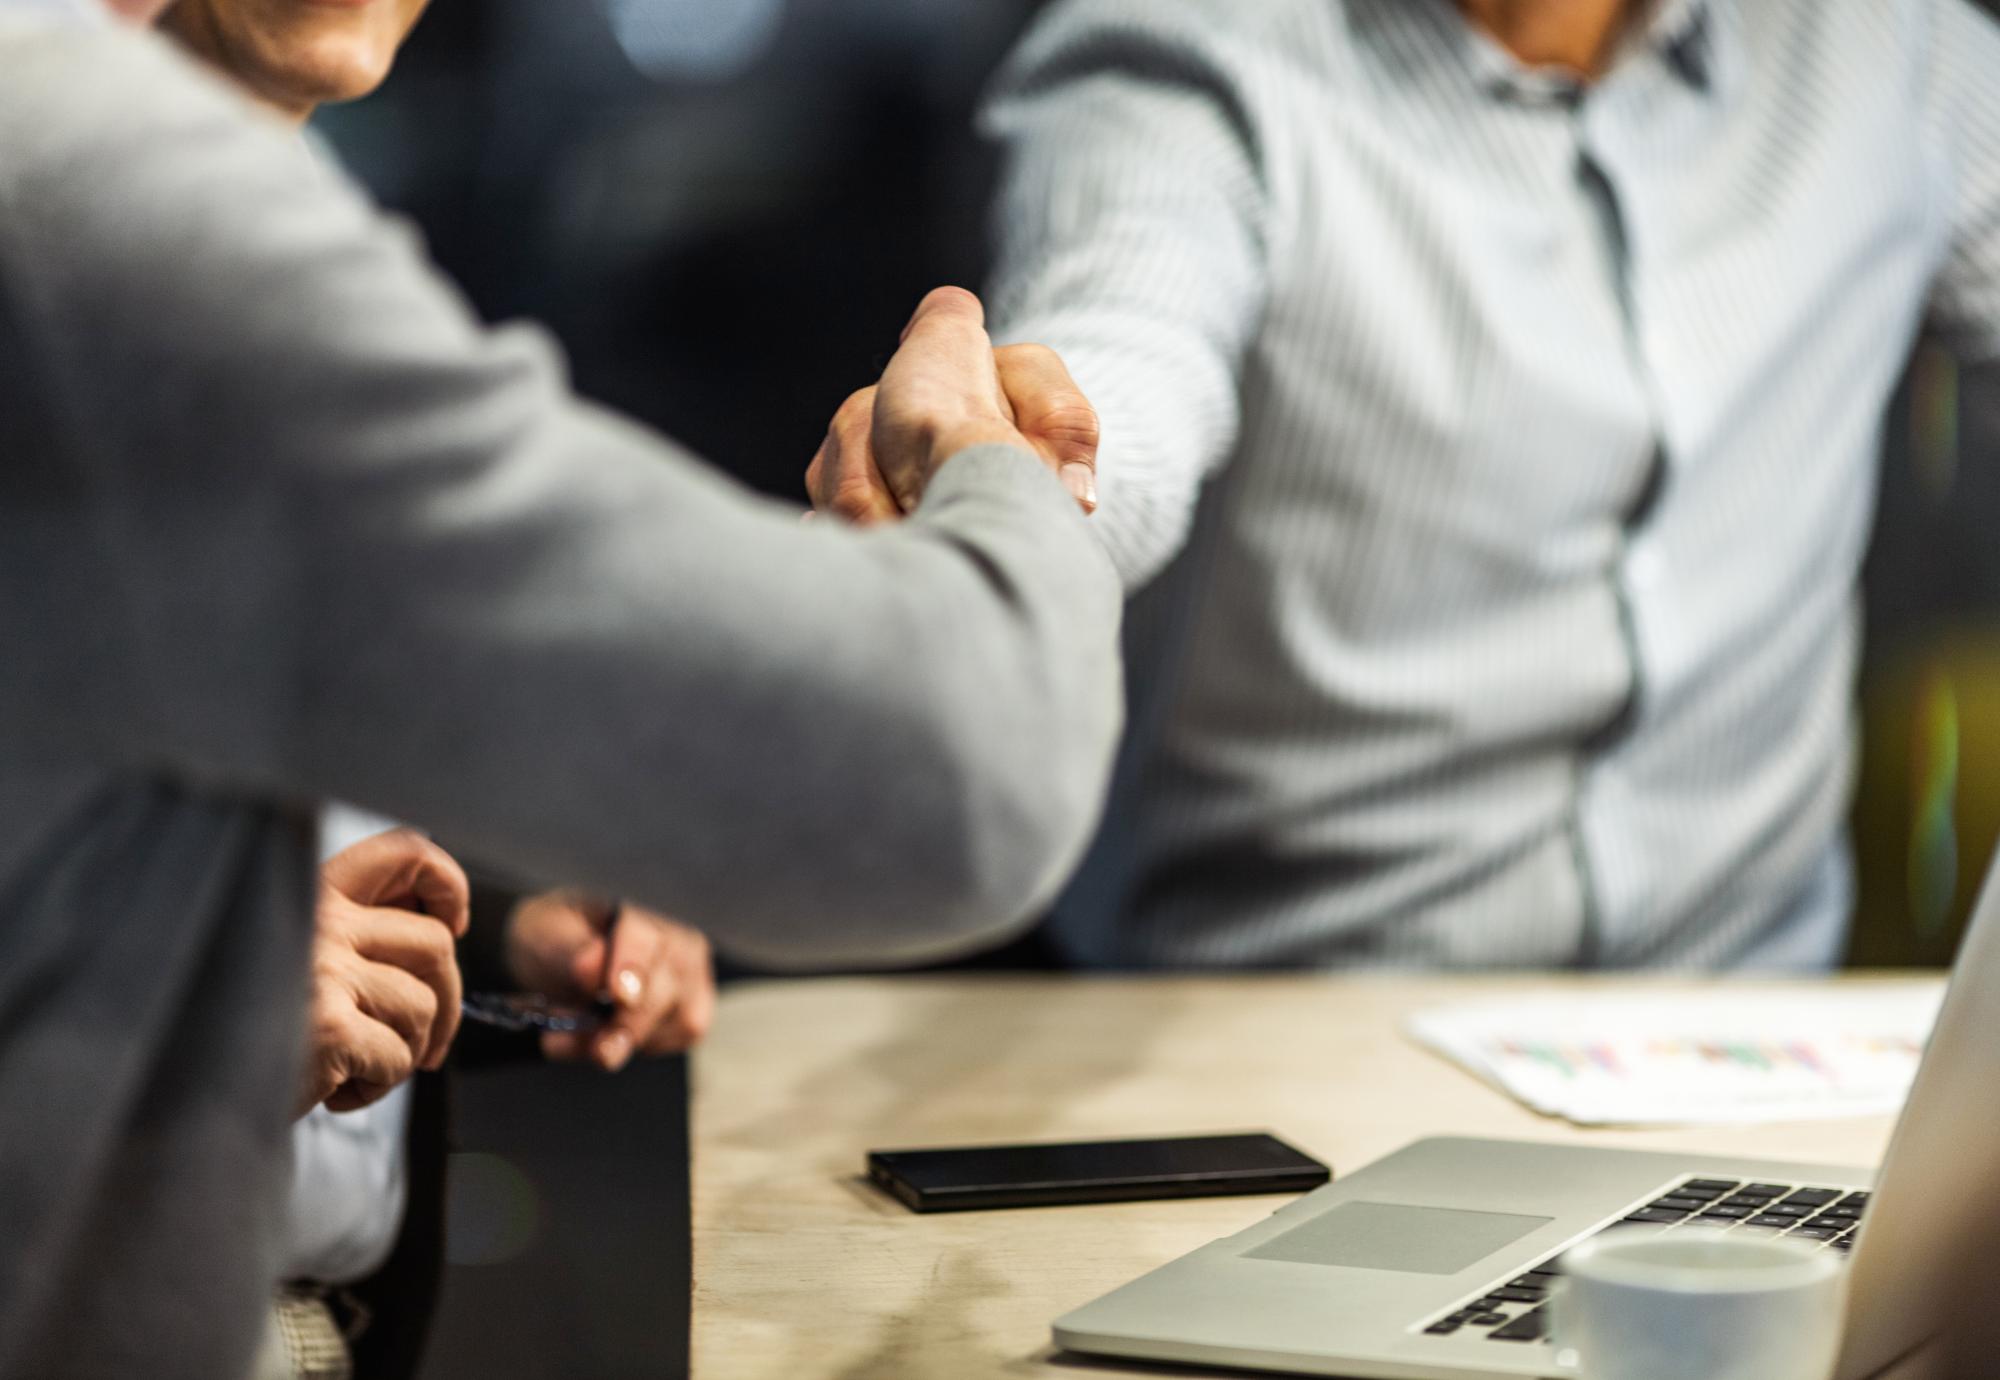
left=466, top=890, right=717, bottom=1068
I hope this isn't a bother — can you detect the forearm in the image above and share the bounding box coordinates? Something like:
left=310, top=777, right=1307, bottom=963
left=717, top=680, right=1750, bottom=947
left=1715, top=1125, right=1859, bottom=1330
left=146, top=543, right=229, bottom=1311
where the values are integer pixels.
left=275, top=425, right=1123, bottom=969
left=992, top=307, right=1249, bottom=591
left=982, top=0, right=1271, bottom=591
left=428, top=445, right=1123, bottom=970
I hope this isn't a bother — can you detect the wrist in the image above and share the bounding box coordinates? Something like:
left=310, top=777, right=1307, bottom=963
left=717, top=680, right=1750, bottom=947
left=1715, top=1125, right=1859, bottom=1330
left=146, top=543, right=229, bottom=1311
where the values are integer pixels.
left=927, top=419, right=1029, bottom=476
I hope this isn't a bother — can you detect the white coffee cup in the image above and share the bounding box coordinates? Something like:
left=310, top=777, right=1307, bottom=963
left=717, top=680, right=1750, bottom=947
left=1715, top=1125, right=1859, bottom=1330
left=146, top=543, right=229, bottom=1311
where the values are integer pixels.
left=1551, top=1227, right=1845, bottom=1380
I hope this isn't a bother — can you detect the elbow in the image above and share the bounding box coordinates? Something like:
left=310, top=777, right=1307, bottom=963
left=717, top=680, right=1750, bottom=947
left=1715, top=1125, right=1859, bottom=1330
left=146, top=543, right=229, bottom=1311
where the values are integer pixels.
left=906, top=633, right=1125, bottom=959
left=736, top=636, right=1123, bottom=973
left=722, top=515, right=1126, bottom=971
left=953, top=703, right=1121, bottom=941
left=919, top=526, right=1128, bottom=955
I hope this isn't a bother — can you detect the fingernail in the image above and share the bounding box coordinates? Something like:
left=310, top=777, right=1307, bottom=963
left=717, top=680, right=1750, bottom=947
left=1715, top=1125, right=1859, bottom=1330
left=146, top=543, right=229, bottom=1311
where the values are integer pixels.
left=599, top=1032, right=632, bottom=1070
left=1060, top=463, right=1097, bottom=512
left=615, top=969, right=644, bottom=1005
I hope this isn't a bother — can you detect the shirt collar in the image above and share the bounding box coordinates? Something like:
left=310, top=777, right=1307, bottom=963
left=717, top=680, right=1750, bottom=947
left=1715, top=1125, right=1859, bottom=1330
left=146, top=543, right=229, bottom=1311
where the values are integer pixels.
left=1650, top=0, right=1717, bottom=91
left=1346, top=0, right=1726, bottom=104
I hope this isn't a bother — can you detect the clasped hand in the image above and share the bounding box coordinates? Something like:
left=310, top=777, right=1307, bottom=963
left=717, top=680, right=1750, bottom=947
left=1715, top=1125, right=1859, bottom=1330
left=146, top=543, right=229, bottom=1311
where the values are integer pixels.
left=806, top=287, right=1101, bottom=524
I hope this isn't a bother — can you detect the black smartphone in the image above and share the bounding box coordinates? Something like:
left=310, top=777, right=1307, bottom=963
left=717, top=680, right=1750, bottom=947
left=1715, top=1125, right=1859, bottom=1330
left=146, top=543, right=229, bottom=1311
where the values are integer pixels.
left=866, top=1132, right=1331, bottom=1213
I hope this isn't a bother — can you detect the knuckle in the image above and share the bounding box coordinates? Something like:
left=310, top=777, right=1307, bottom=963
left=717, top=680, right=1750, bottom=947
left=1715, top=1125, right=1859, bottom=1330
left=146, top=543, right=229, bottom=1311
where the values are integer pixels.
left=381, top=825, right=426, bottom=853
left=415, top=924, right=454, bottom=967
left=1031, top=398, right=1100, bottom=451
left=834, top=467, right=878, bottom=503
left=392, top=1021, right=426, bottom=1059
left=835, top=416, right=872, bottom=452
left=315, top=892, right=358, bottom=936
left=834, top=388, right=873, bottom=428
left=317, top=1005, right=363, bottom=1054
left=316, top=957, right=357, bottom=998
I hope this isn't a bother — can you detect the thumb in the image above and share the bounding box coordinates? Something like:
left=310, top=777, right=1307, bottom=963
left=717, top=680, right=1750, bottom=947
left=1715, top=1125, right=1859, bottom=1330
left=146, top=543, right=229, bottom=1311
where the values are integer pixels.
left=894, top=287, right=1004, bottom=411
left=995, top=343, right=1099, bottom=512
left=900, top=284, right=985, bottom=345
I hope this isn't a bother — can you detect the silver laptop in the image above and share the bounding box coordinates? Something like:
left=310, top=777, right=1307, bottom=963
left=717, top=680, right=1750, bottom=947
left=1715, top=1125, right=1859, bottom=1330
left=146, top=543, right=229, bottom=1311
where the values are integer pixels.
left=1053, top=854, right=2000, bottom=1379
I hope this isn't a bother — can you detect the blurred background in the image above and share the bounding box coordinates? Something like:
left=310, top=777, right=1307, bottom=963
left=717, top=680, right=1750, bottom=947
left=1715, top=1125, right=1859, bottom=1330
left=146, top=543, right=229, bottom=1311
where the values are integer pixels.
left=317, top=0, right=1035, bottom=502
left=310, top=2, right=2000, bottom=1375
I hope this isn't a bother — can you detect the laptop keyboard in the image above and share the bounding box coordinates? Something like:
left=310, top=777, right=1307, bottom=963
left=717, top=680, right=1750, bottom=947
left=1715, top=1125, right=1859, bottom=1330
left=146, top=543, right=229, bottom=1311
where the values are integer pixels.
left=1418, top=1176, right=1870, bottom=1345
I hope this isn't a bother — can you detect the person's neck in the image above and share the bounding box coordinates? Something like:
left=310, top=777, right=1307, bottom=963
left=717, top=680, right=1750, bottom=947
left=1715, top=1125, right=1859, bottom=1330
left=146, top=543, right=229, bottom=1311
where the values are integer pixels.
left=1455, top=0, right=1641, bottom=81
left=102, top=0, right=175, bottom=26
left=255, top=92, right=315, bottom=128
left=232, top=85, right=315, bottom=128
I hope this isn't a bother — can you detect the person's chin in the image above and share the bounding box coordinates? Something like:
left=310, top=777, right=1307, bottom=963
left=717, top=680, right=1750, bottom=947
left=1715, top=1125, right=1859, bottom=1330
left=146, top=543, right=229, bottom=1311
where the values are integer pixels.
left=157, top=1, right=402, bottom=111
left=263, top=30, right=396, bottom=108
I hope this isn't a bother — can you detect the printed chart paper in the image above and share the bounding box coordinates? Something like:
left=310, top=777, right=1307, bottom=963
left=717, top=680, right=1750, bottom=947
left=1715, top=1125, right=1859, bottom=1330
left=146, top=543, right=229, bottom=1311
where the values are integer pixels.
left=1405, top=983, right=1946, bottom=1126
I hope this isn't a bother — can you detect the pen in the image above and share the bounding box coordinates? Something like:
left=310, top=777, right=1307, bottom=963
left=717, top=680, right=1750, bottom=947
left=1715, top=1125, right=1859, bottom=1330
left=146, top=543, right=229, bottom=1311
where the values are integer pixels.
left=600, top=899, right=629, bottom=1004
left=460, top=894, right=624, bottom=1034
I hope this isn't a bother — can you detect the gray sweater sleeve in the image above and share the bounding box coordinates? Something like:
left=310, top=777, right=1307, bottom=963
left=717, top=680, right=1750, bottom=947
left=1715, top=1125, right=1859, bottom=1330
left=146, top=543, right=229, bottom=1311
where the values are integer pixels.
left=0, top=27, right=1122, bottom=968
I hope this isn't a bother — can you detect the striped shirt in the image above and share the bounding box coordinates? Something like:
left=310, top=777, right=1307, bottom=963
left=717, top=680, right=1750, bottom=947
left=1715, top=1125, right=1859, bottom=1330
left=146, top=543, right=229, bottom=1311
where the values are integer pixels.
left=983, top=0, right=2000, bottom=970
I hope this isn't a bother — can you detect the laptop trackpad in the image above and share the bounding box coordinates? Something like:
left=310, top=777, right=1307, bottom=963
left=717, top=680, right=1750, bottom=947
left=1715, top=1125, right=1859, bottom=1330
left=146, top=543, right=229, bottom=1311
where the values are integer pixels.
left=1244, top=1201, right=1553, bottom=1275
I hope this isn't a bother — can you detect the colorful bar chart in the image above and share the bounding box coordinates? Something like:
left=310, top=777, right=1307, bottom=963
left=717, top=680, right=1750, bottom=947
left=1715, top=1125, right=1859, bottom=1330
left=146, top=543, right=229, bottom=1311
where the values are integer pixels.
left=1407, top=984, right=1944, bottom=1126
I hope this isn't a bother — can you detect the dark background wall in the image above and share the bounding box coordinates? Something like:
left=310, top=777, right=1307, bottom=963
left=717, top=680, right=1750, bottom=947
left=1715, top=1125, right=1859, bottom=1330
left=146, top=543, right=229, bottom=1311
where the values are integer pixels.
left=319, top=0, right=1047, bottom=503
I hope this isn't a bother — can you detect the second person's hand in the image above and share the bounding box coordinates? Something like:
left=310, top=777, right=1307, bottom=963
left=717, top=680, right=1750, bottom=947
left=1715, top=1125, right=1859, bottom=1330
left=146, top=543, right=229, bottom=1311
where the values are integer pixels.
left=505, top=892, right=717, bottom=1070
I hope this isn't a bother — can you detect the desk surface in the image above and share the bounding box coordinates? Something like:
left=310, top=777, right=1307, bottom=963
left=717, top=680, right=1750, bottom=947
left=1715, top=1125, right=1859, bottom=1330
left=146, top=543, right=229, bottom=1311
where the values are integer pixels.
left=690, top=973, right=1928, bottom=1378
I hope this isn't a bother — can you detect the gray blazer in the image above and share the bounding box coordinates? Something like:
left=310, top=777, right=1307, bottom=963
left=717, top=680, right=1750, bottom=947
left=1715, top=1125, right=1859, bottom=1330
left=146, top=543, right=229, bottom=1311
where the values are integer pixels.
left=0, top=18, right=1120, bottom=1380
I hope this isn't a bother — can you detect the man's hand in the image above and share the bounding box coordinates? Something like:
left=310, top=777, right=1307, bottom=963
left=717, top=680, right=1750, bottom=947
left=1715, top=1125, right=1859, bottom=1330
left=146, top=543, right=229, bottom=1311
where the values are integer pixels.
left=303, top=830, right=470, bottom=1117
left=505, top=892, right=716, bottom=1070
left=805, top=288, right=1099, bottom=525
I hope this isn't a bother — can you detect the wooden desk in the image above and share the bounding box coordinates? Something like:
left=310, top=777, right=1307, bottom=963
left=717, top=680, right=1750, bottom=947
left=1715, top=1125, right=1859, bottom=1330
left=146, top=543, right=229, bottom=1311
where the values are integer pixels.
left=691, top=974, right=1930, bottom=1378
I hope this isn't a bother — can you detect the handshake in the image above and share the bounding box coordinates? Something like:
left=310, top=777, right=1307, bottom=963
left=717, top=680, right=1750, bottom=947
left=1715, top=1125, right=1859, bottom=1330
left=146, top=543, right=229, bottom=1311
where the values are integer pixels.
left=805, top=286, right=1101, bottom=523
